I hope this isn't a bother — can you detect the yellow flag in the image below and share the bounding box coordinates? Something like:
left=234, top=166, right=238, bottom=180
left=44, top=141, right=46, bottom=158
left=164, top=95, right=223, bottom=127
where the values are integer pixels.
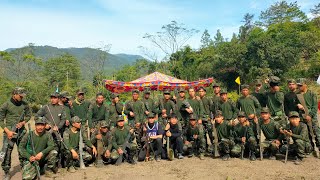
left=235, top=76, right=241, bottom=85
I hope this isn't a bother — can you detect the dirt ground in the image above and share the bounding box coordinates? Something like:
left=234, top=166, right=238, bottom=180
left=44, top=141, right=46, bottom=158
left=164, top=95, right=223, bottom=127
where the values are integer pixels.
left=1, top=113, right=320, bottom=180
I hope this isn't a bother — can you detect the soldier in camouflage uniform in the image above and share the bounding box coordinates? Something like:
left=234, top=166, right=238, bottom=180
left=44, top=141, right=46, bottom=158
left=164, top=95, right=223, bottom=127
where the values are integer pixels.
left=142, top=87, right=158, bottom=118
left=218, top=88, right=239, bottom=122
left=108, top=93, right=124, bottom=129
left=59, top=91, right=73, bottom=128
left=213, top=110, right=234, bottom=161
left=0, top=87, right=32, bottom=180
left=183, top=114, right=206, bottom=160
left=158, top=90, right=176, bottom=127
left=90, top=121, right=112, bottom=164
left=175, top=87, right=188, bottom=127
left=70, top=89, right=91, bottom=124
left=231, top=111, right=257, bottom=161
left=19, top=117, right=58, bottom=179
left=63, top=116, right=97, bottom=173
left=211, top=83, right=221, bottom=115
left=265, top=76, right=287, bottom=127
left=251, top=79, right=267, bottom=108
left=279, top=111, right=312, bottom=165
left=258, top=107, right=281, bottom=159
left=110, top=116, right=137, bottom=165
left=87, top=92, right=109, bottom=132
left=284, top=79, right=300, bottom=116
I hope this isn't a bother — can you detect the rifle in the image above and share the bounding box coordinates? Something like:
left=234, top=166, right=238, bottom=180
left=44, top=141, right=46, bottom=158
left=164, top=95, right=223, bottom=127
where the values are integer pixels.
left=241, top=126, right=248, bottom=160
left=296, top=94, right=320, bottom=158
left=257, top=119, right=263, bottom=161
left=115, top=131, right=132, bottom=165
left=210, top=112, right=219, bottom=158
left=79, top=128, right=86, bottom=169
left=27, top=124, right=41, bottom=180
left=166, top=135, right=174, bottom=161
left=284, top=135, right=290, bottom=164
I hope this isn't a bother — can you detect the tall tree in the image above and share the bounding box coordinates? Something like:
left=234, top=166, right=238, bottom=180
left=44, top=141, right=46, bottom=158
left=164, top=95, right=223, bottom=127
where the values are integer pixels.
left=200, top=29, right=213, bottom=49
left=213, top=29, right=224, bottom=46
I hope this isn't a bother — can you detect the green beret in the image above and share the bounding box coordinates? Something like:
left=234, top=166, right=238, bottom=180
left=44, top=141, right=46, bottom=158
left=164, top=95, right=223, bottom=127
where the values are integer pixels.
left=288, top=111, right=299, bottom=118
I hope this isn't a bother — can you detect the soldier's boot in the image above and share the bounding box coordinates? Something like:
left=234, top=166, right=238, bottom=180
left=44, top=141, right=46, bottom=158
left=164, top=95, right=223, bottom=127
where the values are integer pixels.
left=199, top=153, right=205, bottom=160
left=3, top=172, right=10, bottom=180
left=294, top=156, right=303, bottom=165
left=250, top=152, right=256, bottom=161
left=67, top=166, right=76, bottom=173
left=128, top=152, right=137, bottom=165
left=155, top=155, right=161, bottom=162
left=177, top=153, right=184, bottom=159
left=221, top=154, right=230, bottom=161
left=45, top=170, right=57, bottom=178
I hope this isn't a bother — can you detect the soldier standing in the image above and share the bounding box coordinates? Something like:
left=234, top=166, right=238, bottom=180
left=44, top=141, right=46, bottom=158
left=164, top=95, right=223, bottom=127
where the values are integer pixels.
left=70, top=90, right=90, bottom=125
left=284, top=79, right=300, bottom=116
left=142, top=87, right=157, bottom=118
left=0, top=87, right=31, bottom=180
left=87, top=93, right=109, bottom=132
left=218, top=88, right=239, bottom=121
left=211, top=83, right=221, bottom=114
left=158, top=90, right=176, bottom=127
left=108, top=93, right=123, bottom=129
left=59, top=91, right=73, bottom=128
left=176, top=88, right=189, bottom=128
left=251, top=79, right=267, bottom=108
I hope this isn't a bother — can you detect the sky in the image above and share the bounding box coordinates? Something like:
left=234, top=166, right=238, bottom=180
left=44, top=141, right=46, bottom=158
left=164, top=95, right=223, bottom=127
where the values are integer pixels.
left=0, top=0, right=317, bottom=58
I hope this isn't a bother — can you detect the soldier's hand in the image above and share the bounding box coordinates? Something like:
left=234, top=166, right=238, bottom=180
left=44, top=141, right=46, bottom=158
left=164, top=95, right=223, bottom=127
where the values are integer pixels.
left=186, top=108, right=193, bottom=114
left=90, top=128, right=96, bottom=133
left=6, top=130, right=16, bottom=140
left=241, top=137, right=246, bottom=143
left=45, top=124, right=51, bottom=130
left=105, top=150, right=111, bottom=158
left=129, top=111, right=135, bottom=117
left=306, top=115, right=312, bottom=122
left=71, top=150, right=79, bottom=160
left=96, top=134, right=102, bottom=140
left=29, top=156, right=36, bottom=162
left=65, top=120, right=70, bottom=126
left=53, top=126, right=59, bottom=131
left=35, top=152, right=43, bottom=161
left=92, top=146, right=97, bottom=156
left=297, top=104, right=304, bottom=110
left=166, top=131, right=172, bottom=137
left=165, top=124, right=170, bottom=131
left=114, top=97, right=119, bottom=103
left=117, top=148, right=123, bottom=154
left=197, top=119, right=202, bottom=124
left=16, top=121, right=26, bottom=129
left=273, top=139, right=281, bottom=147
left=145, top=111, right=149, bottom=115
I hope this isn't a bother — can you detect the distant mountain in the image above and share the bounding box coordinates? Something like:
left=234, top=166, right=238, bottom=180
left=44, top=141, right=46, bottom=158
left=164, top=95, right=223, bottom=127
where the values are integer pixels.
left=6, top=46, right=145, bottom=78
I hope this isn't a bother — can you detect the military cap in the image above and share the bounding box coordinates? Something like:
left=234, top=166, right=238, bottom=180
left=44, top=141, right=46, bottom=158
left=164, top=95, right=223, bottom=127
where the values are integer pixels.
left=168, top=113, right=177, bottom=119
left=71, top=116, right=81, bottom=123
left=144, top=87, right=151, bottom=94
left=117, top=115, right=125, bottom=122
left=269, top=76, right=280, bottom=87
left=111, top=93, right=119, bottom=99
left=198, top=86, right=206, bottom=92
left=254, top=79, right=263, bottom=85
left=220, top=88, right=228, bottom=94
left=35, top=117, right=47, bottom=124
left=237, top=111, right=246, bottom=117
left=100, top=121, right=109, bottom=128
left=261, top=107, right=270, bottom=113
left=288, top=111, right=299, bottom=118
left=163, top=89, right=171, bottom=94
left=77, top=89, right=85, bottom=95
left=60, top=91, right=72, bottom=99
left=241, top=84, right=250, bottom=90
left=189, top=114, right=197, bottom=120
left=13, top=87, right=26, bottom=96
left=287, top=79, right=296, bottom=84
left=296, top=78, right=306, bottom=85
left=147, top=112, right=155, bottom=118
left=178, top=87, right=186, bottom=93
left=212, top=83, right=220, bottom=88
left=132, top=89, right=139, bottom=94
left=215, top=110, right=223, bottom=117
left=50, top=92, right=60, bottom=98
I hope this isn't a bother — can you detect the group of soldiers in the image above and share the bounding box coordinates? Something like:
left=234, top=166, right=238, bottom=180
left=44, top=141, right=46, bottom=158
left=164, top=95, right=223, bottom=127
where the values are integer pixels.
left=0, top=76, right=319, bottom=179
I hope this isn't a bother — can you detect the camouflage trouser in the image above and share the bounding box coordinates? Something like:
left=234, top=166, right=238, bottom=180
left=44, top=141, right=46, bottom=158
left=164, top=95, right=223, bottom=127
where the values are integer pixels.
left=110, top=143, right=138, bottom=162
left=218, top=139, right=235, bottom=155
left=303, top=118, right=320, bottom=147
left=272, top=116, right=288, bottom=128
left=183, top=138, right=206, bottom=155
left=231, top=137, right=257, bottom=157
left=1, top=128, right=26, bottom=173
left=22, top=150, right=58, bottom=180
left=202, top=120, right=213, bottom=151
left=261, top=140, right=279, bottom=155
left=280, top=139, right=312, bottom=158
left=63, top=148, right=92, bottom=168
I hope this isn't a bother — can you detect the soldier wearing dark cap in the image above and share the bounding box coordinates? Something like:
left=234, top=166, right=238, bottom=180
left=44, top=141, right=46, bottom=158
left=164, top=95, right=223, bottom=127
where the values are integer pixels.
left=296, top=78, right=320, bottom=148
left=70, top=89, right=91, bottom=124
left=90, top=121, right=112, bottom=164
left=19, top=117, right=58, bottom=179
left=213, top=110, right=234, bottom=161
left=63, top=116, right=97, bottom=172
left=0, top=87, right=32, bottom=180
left=258, top=107, right=282, bottom=159
left=265, top=76, right=286, bottom=127
left=59, top=91, right=73, bottom=128
left=139, top=113, right=164, bottom=162
left=183, top=114, right=206, bottom=160
left=110, top=116, right=137, bottom=165
left=231, top=111, right=257, bottom=161
left=164, top=113, right=184, bottom=159
left=142, top=87, right=158, bottom=118
left=108, top=93, right=123, bottom=129
left=87, top=93, right=109, bottom=131
left=279, top=111, right=311, bottom=165
left=284, top=79, right=300, bottom=116
left=211, top=83, right=221, bottom=114
left=158, top=90, right=176, bottom=127
left=218, top=88, right=239, bottom=121
left=186, top=87, right=204, bottom=124
left=176, top=87, right=190, bottom=128
left=251, top=79, right=267, bottom=107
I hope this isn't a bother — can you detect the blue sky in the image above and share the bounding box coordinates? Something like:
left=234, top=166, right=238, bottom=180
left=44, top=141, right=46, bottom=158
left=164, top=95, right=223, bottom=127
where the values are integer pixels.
left=0, top=0, right=317, bottom=58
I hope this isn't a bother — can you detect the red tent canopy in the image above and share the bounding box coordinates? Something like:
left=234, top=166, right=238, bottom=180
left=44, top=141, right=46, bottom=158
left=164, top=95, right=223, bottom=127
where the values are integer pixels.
left=104, top=72, right=214, bottom=93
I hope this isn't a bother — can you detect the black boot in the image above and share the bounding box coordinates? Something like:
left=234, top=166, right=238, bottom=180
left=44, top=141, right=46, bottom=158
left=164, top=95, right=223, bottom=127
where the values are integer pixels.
left=250, top=152, right=256, bottom=161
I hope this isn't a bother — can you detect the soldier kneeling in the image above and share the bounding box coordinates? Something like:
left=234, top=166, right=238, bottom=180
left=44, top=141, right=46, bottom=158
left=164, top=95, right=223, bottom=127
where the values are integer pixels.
left=183, top=114, right=206, bottom=160
left=279, top=111, right=312, bottom=165
left=19, top=117, right=58, bottom=179
left=63, top=116, right=97, bottom=173
left=110, top=116, right=137, bottom=165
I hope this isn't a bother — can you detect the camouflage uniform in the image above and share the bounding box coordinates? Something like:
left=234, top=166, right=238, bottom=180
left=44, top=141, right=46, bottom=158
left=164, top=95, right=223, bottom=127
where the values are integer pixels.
left=90, top=121, right=112, bottom=163
left=108, top=93, right=124, bottom=129
left=158, top=90, right=176, bottom=127
left=259, top=117, right=281, bottom=156
left=215, top=111, right=234, bottom=158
